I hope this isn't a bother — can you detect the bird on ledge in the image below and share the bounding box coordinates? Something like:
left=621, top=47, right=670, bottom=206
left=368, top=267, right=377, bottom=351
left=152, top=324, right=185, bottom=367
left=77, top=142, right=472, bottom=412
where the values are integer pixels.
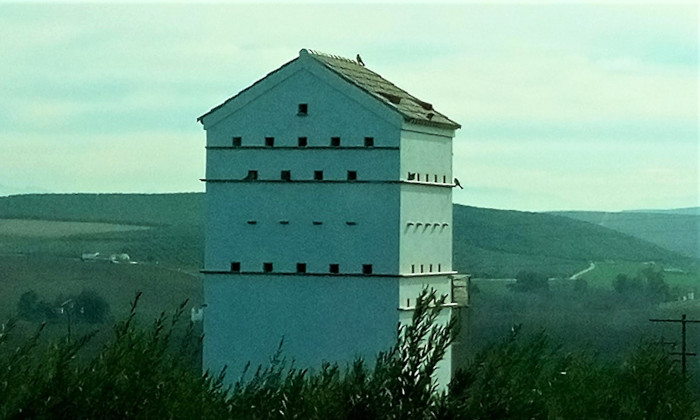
left=356, top=54, right=365, bottom=66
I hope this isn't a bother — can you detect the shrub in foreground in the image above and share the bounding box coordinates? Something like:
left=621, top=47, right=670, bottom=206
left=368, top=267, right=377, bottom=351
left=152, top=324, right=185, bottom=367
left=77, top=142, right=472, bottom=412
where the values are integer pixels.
left=0, top=289, right=697, bottom=419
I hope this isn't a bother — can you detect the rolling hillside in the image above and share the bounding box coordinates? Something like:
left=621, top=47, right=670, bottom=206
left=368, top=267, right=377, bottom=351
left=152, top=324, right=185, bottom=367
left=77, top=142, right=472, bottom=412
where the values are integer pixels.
left=553, top=210, right=700, bottom=259
left=453, top=205, right=690, bottom=277
left=0, top=193, right=692, bottom=277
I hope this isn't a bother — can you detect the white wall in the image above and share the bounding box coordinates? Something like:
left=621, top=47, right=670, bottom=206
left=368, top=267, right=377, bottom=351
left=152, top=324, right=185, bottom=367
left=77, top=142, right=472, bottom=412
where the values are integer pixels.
left=205, top=182, right=400, bottom=274
left=398, top=185, right=453, bottom=275
left=399, top=124, right=454, bottom=184
left=204, top=274, right=400, bottom=377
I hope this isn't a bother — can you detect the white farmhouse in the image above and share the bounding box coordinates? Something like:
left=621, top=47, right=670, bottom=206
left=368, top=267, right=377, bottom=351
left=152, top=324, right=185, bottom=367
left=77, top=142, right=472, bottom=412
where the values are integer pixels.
left=197, top=49, right=462, bottom=386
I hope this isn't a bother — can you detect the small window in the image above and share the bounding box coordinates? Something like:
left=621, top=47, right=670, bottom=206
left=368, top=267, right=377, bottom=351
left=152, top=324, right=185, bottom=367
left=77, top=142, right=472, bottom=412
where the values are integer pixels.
left=429, top=264, right=433, bottom=272
left=330, top=137, right=341, bottom=147
left=314, top=170, right=324, bottom=180
left=420, top=264, right=424, bottom=273
left=364, top=137, right=374, bottom=147
left=434, top=175, right=438, bottom=183
left=298, top=103, right=308, bottom=115
left=296, top=263, right=306, bottom=273
left=329, top=264, right=339, bottom=274
left=411, top=264, right=415, bottom=274
left=417, top=174, right=421, bottom=181
left=425, top=174, right=429, bottom=182
left=246, top=170, right=258, bottom=180
left=265, top=137, right=275, bottom=147
left=263, top=262, right=273, bottom=273
left=438, top=264, right=441, bottom=272
left=443, top=175, right=446, bottom=183
left=281, top=170, right=291, bottom=181
left=298, top=137, right=308, bottom=147
left=362, top=264, right=373, bottom=274
left=230, top=262, right=241, bottom=272
left=347, top=170, right=357, bottom=181
left=232, top=137, right=242, bottom=147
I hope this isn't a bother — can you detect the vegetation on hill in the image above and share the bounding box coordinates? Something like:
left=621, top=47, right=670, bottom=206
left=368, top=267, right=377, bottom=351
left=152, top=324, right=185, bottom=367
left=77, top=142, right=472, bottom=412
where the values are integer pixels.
left=453, top=205, right=690, bottom=277
left=553, top=210, right=700, bottom=259
left=0, top=193, right=203, bottom=226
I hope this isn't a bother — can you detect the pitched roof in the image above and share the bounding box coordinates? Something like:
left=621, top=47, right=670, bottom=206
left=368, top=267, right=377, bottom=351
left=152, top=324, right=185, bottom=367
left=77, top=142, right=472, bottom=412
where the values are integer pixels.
left=303, top=49, right=460, bottom=130
left=198, top=49, right=460, bottom=130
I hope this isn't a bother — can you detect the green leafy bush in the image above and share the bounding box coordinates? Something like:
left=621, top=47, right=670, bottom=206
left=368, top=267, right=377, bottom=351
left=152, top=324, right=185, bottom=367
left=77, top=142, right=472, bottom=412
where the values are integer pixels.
left=1, top=290, right=698, bottom=419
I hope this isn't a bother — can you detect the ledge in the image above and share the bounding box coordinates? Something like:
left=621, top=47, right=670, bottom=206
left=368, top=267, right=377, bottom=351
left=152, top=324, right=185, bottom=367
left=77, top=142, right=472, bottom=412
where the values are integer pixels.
left=398, top=302, right=460, bottom=312
left=201, top=179, right=455, bottom=188
left=207, top=145, right=399, bottom=150
left=201, top=270, right=458, bottom=278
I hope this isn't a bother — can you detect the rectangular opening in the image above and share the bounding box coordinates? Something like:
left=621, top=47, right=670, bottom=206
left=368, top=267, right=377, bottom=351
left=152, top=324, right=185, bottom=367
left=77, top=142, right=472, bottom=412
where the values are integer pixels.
left=425, top=174, right=429, bottom=182
left=330, top=137, right=341, bottom=147
left=364, top=137, right=374, bottom=147
left=314, top=170, right=324, bottom=180
left=420, top=264, right=424, bottom=273
left=265, top=137, right=275, bottom=147
left=281, top=170, right=291, bottom=181
left=429, top=264, right=433, bottom=272
left=347, top=170, right=357, bottom=181
left=417, top=174, right=421, bottom=181
left=297, top=103, right=308, bottom=115
left=329, top=264, right=339, bottom=274
left=296, top=263, right=306, bottom=273
left=263, top=262, right=273, bottom=273
left=438, top=264, right=441, bottom=272
left=411, top=264, right=415, bottom=274
left=232, top=137, right=242, bottom=147
left=443, top=175, right=447, bottom=183
left=298, top=137, right=308, bottom=147
left=246, top=170, right=258, bottom=180
left=362, top=264, right=373, bottom=274
left=434, top=175, right=438, bottom=183
left=230, top=262, right=241, bottom=272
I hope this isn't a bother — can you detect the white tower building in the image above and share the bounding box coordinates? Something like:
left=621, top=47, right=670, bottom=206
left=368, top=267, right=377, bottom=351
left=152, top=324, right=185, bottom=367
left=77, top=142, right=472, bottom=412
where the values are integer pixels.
left=198, top=49, right=461, bottom=386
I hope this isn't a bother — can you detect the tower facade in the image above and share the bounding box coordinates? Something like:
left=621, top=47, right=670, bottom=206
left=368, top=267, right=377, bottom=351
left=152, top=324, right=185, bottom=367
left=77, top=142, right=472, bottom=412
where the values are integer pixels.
left=198, top=49, right=461, bottom=385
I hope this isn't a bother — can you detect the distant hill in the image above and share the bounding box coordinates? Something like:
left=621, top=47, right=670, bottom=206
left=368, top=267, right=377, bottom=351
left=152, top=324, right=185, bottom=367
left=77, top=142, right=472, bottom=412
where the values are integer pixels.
left=0, top=193, right=203, bottom=226
left=625, top=207, right=700, bottom=216
left=552, top=211, right=700, bottom=259
left=453, top=205, right=690, bottom=278
left=0, top=194, right=692, bottom=277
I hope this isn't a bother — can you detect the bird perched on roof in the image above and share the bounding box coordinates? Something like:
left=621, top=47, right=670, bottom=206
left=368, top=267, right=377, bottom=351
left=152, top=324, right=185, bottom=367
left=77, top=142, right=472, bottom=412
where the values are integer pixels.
left=454, top=178, right=463, bottom=189
left=356, top=54, right=365, bottom=66
left=407, top=172, right=416, bottom=181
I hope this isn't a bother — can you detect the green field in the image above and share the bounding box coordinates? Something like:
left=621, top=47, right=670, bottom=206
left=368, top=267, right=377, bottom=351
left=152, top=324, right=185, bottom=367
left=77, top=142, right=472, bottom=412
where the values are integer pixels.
left=0, top=218, right=150, bottom=238
left=0, top=254, right=203, bottom=322
left=579, top=260, right=700, bottom=292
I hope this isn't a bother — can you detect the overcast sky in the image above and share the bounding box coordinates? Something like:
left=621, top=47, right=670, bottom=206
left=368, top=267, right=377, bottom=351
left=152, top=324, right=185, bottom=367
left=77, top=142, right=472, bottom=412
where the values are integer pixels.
left=1, top=3, right=697, bottom=211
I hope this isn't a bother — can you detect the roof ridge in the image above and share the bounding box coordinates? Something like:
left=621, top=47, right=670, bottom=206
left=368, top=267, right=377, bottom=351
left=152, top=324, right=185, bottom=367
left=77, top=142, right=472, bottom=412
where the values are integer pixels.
left=301, top=48, right=357, bottom=64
